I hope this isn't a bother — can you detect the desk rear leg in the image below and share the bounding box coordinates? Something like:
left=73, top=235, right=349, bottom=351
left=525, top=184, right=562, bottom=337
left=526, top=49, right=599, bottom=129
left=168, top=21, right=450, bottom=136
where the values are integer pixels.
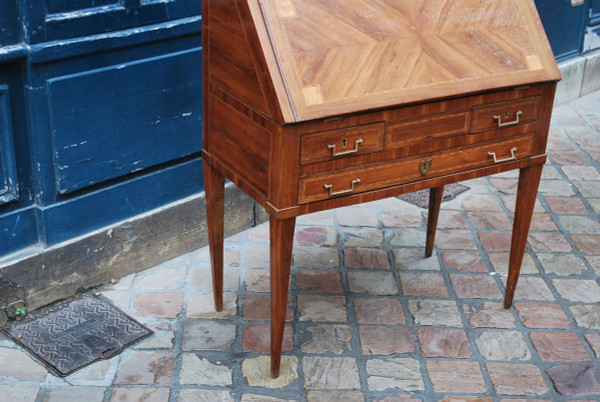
left=204, top=159, right=225, bottom=312
left=425, top=186, right=444, bottom=258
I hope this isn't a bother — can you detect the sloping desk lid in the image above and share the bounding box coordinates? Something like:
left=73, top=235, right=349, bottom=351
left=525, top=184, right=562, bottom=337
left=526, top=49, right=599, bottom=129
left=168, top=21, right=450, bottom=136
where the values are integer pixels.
left=256, top=0, right=561, bottom=123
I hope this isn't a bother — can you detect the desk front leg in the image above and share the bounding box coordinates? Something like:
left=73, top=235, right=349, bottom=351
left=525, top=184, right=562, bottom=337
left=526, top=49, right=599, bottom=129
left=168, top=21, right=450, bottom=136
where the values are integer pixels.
left=270, top=216, right=296, bottom=378
left=504, top=164, right=543, bottom=308
left=204, top=159, right=225, bottom=312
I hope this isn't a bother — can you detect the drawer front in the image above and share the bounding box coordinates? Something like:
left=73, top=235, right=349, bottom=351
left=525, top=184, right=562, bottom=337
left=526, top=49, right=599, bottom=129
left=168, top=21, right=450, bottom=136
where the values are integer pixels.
left=298, top=135, right=534, bottom=204
left=300, top=123, right=384, bottom=165
left=472, top=97, right=540, bottom=133
left=386, top=112, right=470, bottom=149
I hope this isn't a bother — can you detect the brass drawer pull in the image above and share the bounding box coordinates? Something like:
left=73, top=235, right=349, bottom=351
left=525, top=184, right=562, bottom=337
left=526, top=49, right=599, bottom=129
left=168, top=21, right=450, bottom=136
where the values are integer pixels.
left=488, top=147, right=518, bottom=163
left=493, top=110, right=523, bottom=127
left=328, top=138, right=363, bottom=157
left=324, top=178, right=361, bottom=197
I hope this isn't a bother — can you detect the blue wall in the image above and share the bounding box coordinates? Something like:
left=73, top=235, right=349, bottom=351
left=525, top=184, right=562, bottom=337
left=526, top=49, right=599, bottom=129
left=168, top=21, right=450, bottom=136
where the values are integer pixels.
left=589, top=0, right=600, bottom=52
left=1, top=0, right=203, bottom=256
left=535, top=0, right=598, bottom=60
left=1, top=0, right=599, bottom=258
left=592, top=0, right=600, bottom=24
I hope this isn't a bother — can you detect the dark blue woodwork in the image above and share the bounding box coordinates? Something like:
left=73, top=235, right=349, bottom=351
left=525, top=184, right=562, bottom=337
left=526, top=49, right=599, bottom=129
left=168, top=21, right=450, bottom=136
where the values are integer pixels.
left=0, top=1, right=20, bottom=46
left=46, top=0, right=117, bottom=14
left=0, top=208, right=38, bottom=257
left=24, top=0, right=202, bottom=44
left=48, top=48, right=202, bottom=194
left=0, top=46, right=28, bottom=64
left=28, top=24, right=202, bottom=244
left=41, top=158, right=203, bottom=244
left=591, top=0, right=600, bottom=25
left=535, top=0, right=590, bottom=61
left=0, top=86, right=19, bottom=205
left=0, top=54, right=38, bottom=256
left=24, top=20, right=202, bottom=207
left=28, top=16, right=201, bottom=63
left=0, top=2, right=203, bottom=256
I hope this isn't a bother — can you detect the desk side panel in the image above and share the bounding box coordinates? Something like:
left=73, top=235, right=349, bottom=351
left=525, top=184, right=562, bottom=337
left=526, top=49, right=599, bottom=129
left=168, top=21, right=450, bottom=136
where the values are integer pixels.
left=207, top=93, right=271, bottom=200
left=533, top=82, right=557, bottom=155
left=207, top=0, right=272, bottom=119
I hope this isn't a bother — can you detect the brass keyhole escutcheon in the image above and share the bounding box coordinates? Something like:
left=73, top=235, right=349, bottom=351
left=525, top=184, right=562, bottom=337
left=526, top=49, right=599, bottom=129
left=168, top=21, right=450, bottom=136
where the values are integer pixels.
left=342, top=138, right=348, bottom=148
left=419, top=158, right=433, bottom=176
left=504, top=109, right=510, bottom=118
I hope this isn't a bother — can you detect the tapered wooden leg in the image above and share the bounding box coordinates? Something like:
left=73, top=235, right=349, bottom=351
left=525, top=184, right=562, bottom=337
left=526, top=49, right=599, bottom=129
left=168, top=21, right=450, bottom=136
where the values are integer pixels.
left=504, top=164, right=543, bottom=309
left=270, top=216, right=296, bottom=378
left=425, top=186, right=444, bottom=258
left=204, top=159, right=225, bottom=312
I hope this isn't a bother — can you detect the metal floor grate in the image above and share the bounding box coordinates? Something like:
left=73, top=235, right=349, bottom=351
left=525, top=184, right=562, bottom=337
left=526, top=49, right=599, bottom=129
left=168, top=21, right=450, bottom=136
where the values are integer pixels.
left=397, top=183, right=470, bottom=209
left=2, top=294, right=152, bottom=377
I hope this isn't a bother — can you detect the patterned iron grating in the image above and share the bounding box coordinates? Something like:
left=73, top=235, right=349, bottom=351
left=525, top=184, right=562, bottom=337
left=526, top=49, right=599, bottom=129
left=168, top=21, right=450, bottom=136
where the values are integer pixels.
left=398, top=183, right=470, bottom=209
left=1, top=294, right=152, bottom=377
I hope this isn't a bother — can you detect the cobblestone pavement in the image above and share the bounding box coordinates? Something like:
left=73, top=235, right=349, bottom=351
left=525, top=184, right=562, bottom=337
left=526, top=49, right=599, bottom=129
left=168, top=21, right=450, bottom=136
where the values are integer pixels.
left=1, top=91, right=600, bottom=401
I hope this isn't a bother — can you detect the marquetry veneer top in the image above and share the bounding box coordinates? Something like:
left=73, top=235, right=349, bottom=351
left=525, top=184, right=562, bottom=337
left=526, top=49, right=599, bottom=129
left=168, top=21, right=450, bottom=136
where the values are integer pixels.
left=257, top=0, right=561, bottom=122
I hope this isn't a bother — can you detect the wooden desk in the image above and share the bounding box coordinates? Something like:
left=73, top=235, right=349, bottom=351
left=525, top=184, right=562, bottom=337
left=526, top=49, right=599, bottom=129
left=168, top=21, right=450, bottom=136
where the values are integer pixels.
left=201, top=0, right=561, bottom=377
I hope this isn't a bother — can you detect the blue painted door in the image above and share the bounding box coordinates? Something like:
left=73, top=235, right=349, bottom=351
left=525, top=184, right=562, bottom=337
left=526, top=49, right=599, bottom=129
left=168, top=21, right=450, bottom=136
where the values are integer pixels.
left=535, top=0, right=590, bottom=60
left=0, top=86, right=18, bottom=206
left=588, top=0, right=600, bottom=52
left=0, top=0, right=203, bottom=255
left=0, top=1, right=38, bottom=254
left=593, top=0, right=600, bottom=24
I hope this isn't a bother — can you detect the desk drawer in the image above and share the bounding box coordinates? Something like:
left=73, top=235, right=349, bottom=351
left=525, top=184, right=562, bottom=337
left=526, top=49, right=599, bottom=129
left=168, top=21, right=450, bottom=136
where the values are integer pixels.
left=298, top=135, right=534, bottom=204
left=386, top=111, right=470, bottom=148
left=300, top=123, right=384, bottom=165
left=472, top=97, right=540, bottom=133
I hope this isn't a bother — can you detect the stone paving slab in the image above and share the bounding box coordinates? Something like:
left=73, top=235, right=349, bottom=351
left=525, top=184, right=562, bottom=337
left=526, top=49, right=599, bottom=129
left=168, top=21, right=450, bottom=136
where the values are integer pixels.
left=1, top=91, right=599, bottom=401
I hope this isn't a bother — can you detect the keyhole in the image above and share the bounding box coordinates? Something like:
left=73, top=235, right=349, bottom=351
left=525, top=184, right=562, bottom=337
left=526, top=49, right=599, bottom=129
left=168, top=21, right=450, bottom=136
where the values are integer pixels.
left=342, top=138, right=348, bottom=148
left=504, top=110, right=510, bottom=118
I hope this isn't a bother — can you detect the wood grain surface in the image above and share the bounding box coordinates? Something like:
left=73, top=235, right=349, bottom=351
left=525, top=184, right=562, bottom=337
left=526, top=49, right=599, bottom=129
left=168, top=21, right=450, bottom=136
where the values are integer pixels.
left=258, top=0, right=561, bottom=122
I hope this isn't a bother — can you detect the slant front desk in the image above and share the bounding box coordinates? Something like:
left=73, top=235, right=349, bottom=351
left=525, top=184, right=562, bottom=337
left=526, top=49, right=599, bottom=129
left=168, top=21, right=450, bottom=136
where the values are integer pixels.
left=201, top=0, right=561, bottom=377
